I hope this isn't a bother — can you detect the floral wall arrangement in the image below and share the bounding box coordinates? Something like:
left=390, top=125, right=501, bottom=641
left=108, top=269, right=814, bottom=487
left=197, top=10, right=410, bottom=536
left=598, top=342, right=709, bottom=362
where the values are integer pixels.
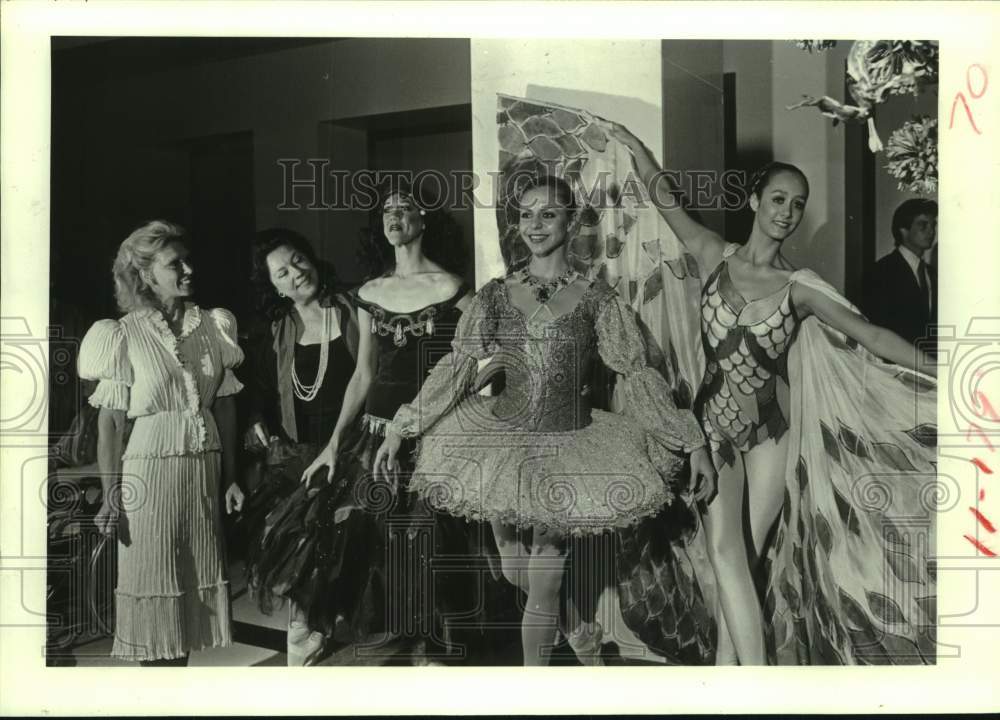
left=788, top=40, right=939, bottom=196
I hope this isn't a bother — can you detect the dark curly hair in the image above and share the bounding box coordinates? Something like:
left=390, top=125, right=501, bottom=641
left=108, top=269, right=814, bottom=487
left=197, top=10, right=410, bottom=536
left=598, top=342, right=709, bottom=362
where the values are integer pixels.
left=357, top=176, right=467, bottom=281
left=251, top=228, right=340, bottom=320
left=891, top=198, right=938, bottom=246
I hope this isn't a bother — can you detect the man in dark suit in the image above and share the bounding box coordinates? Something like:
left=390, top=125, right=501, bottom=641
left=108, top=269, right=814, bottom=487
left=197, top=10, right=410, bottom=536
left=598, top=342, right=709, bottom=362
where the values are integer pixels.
left=862, top=199, right=938, bottom=346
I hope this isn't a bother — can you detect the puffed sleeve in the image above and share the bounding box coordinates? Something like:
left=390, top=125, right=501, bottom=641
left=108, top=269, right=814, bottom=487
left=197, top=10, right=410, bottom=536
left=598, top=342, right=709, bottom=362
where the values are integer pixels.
left=388, top=283, right=499, bottom=439
left=78, top=319, right=132, bottom=411
left=596, top=291, right=705, bottom=453
left=208, top=307, right=245, bottom=397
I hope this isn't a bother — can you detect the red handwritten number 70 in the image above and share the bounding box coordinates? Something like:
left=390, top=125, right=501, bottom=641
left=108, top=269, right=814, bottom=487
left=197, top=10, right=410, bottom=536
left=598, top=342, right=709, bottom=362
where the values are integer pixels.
left=950, top=64, right=988, bottom=134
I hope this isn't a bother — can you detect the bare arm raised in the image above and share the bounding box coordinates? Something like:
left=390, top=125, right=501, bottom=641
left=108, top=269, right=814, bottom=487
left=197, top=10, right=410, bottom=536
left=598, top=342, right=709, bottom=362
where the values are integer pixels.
left=792, top=280, right=937, bottom=378
left=592, top=116, right=726, bottom=275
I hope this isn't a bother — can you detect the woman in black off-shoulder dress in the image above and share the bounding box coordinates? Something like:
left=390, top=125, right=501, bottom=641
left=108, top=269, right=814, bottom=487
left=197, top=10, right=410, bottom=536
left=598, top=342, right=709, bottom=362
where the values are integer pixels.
left=247, top=186, right=501, bottom=666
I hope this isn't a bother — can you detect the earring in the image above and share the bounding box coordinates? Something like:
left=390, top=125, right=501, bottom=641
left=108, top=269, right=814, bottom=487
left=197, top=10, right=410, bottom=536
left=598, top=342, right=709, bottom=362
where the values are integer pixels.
left=419, top=209, right=426, bottom=216
left=278, top=292, right=286, bottom=298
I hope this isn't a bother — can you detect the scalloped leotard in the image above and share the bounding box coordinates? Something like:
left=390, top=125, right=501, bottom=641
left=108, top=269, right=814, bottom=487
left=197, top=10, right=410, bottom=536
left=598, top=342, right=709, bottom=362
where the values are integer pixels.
left=696, top=244, right=800, bottom=466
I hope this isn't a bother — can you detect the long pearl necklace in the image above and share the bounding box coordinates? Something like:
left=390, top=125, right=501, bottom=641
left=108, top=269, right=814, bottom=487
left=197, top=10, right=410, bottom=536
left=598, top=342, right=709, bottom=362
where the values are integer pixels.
left=291, top=306, right=332, bottom=402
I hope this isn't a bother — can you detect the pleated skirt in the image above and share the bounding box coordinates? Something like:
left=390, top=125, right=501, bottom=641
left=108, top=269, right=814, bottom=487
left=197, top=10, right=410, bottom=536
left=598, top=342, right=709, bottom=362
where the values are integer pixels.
left=112, top=452, right=231, bottom=661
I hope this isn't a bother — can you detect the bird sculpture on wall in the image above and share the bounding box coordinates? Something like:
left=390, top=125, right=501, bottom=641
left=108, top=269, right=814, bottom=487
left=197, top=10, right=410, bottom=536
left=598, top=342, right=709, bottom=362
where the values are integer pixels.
left=787, top=40, right=939, bottom=153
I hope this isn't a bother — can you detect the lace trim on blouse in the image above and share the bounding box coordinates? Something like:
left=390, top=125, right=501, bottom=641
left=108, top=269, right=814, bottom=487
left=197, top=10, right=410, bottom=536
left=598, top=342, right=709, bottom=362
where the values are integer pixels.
left=143, top=304, right=208, bottom=452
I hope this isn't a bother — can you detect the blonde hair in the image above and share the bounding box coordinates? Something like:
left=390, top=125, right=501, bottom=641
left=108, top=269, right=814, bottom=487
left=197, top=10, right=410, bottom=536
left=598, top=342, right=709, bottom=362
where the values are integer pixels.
left=112, top=220, right=188, bottom=313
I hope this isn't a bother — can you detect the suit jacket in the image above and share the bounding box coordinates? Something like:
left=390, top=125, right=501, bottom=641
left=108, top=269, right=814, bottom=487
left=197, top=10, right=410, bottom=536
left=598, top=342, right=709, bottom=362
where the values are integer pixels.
left=861, top=248, right=937, bottom=346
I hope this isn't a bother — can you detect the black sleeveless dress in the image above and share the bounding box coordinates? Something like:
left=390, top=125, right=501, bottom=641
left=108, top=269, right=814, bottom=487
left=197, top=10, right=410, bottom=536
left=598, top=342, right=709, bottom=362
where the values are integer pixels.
left=242, top=331, right=355, bottom=621
left=249, top=284, right=492, bottom=658
left=291, top=338, right=354, bottom=446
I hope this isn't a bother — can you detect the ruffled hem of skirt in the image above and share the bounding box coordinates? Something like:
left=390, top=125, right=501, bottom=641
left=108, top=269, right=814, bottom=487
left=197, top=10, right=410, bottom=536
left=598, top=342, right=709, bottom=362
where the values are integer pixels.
left=111, top=580, right=231, bottom=661
left=243, top=424, right=403, bottom=640
left=409, top=399, right=685, bottom=534
left=413, top=493, right=672, bottom=536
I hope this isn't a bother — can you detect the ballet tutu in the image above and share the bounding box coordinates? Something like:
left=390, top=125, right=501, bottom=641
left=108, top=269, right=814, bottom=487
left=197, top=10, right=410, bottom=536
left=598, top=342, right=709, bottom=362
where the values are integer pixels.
left=408, top=396, right=685, bottom=535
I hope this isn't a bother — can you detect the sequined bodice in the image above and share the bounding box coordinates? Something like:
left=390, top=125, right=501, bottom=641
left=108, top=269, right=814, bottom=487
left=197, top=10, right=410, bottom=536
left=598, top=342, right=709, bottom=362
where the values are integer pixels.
left=486, top=279, right=604, bottom=432
left=697, top=255, right=799, bottom=456
left=352, top=286, right=466, bottom=421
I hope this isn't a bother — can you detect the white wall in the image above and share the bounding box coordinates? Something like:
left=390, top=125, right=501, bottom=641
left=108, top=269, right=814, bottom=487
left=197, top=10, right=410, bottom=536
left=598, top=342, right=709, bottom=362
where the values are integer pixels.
left=470, top=39, right=663, bottom=286
left=724, top=40, right=851, bottom=292
left=770, top=41, right=850, bottom=291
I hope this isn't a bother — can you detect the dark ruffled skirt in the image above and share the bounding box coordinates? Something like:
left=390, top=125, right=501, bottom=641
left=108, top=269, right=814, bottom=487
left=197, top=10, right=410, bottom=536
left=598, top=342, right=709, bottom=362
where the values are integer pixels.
left=242, top=421, right=494, bottom=655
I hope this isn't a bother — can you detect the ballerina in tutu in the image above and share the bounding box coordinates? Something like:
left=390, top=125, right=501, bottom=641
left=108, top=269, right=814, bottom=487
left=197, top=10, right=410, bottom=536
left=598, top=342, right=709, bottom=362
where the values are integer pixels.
left=375, top=175, right=717, bottom=666
left=248, top=182, right=490, bottom=665
left=594, top=116, right=938, bottom=666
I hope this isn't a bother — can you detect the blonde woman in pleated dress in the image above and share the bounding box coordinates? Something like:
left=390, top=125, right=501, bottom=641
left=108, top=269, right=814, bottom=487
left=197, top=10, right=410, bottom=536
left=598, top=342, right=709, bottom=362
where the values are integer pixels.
left=79, top=220, right=245, bottom=666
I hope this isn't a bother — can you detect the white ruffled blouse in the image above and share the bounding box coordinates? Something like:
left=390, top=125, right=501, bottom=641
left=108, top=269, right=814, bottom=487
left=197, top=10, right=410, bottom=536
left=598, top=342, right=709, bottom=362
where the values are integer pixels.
left=78, top=304, right=244, bottom=460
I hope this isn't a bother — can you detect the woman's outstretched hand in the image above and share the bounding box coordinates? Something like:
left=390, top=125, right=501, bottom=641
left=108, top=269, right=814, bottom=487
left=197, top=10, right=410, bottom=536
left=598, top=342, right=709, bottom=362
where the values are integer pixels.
left=688, top=446, right=718, bottom=503
left=373, top=430, right=403, bottom=492
left=590, top=115, right=640, bottom=150
left=301, top=438, right=339, bottom=485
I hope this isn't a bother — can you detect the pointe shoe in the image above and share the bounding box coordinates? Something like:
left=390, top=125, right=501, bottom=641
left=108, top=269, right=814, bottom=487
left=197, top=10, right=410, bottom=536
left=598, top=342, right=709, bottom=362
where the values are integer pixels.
left=567, top=622, right=605, bottom=666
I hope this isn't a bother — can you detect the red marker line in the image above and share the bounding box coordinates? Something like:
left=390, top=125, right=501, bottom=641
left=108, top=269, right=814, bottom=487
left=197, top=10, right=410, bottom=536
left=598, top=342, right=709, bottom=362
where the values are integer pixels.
left=972, top=391, right=1000, bottom=421
left=972, top=458, right=994, bottom=474
left=970, top=507, right=997, bottom=533
left=950, top=93, right=983, bottom=134
left=982, top=488, right=987, bottom=501
left=966, top=423, right=996, bottom=452
left=968, top=64, right=989, bottom=99
left=964, top=534, right=997, bottom=556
